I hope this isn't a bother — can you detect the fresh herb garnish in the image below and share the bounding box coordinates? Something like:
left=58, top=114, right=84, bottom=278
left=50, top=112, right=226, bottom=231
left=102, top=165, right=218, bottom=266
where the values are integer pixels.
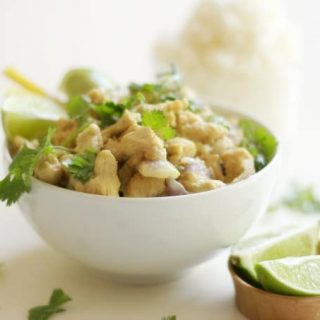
left=270, top=184, right=320, bottom=213
left=161, top=316, right=177, bottom=320
left=28, top=288, right=71, bottom=320
left=240, top=119, right=277, bottom=171
left=129, top=66, right=183, bottom=104
left=141, top=110, right=176, bottom=141
left=69, top=149, right=97, bottom=183
left=0, top=129, right=54, bottom=206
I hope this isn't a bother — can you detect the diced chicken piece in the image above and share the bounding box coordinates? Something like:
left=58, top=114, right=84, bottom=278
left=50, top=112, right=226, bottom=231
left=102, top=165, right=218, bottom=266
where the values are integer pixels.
left=180, top=177, right=225, bottom=193
left=195, top=142, right=213, bottom=157
left=75, top=123, right=103, bottom=153
left=138, top=160, right=180, bottom=179
left=221, top=148, right=255, bottom=183
left=177, top=110, right=227, bottom=145
left=166, top=137, right=197, bottom=164
left=34, top=154, right=63, bottom=185
left=165, top=178, right=188, bottom=196
left=118, top=153, right=143, bottom=190
left=52, top=119, right=78, bottom=147
left=105, top=126, right=166, bottom=162
left=178, top=156, right=225, bottom=193
left=125, top=173, right=165, bottom=197
left=88, top=88, right=107, bottom=104
left=202, top=154, right=225, bottom=181
left=72, top=150, right=120, bottom=196
left=8, top=136, right=39, bottom=156
left=211, top=136, right=235, bottom=154
left=102, top=110, right=141, bottom=141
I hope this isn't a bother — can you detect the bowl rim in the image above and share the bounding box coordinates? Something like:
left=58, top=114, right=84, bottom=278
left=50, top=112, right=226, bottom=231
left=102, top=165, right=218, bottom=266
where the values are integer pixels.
left=4, top=105, right=281, bottom=203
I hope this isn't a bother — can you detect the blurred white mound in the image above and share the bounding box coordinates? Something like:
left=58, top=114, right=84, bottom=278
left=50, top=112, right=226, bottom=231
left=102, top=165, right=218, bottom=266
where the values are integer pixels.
left=155, top=0, right=301, bottom=136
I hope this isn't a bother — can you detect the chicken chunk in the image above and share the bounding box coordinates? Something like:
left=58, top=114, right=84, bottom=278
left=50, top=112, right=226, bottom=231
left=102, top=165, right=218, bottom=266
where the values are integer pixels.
left=177, top=157, right=225, bottom=193
left=221, top=148, right=255, bottom=183
left=201, top=154, right=225, bottom=180
left=105, top=126, right=166, bottom=162
left=177, top=110, right=227, bottom=145
left=75, top=123, right=103, bottom=153
left=72, top=150, right=120, bottom=196
left=102, top=110, right=141, bottom=141
left=166, top=137, right=197, bottom=164
left=125, top=173, right=165, bottom=197
left=211, top=136, right=235, bottom=154
left=88, top=88, right=107, bottom=104
left=137, top=160, right=180, bottom=179
left=34, top=154, right=63, bottom=185
left=8, top=136, right=39, bottom=157
left=52, top=119, right=78, bottom=147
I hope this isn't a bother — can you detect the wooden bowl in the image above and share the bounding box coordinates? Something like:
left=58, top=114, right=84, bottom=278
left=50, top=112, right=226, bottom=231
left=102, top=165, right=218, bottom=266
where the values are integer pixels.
left=229, top=262, right=320, bottom=320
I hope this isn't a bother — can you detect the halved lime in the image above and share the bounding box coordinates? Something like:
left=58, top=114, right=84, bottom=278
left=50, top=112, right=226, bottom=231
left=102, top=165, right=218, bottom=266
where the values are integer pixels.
left=230, top=223, right=319, bottom=283
left=60, top=68, right=114, bottom=97
left=1, top=95, right=67, bottom=140
left=256, top=256, right=320, bottom=296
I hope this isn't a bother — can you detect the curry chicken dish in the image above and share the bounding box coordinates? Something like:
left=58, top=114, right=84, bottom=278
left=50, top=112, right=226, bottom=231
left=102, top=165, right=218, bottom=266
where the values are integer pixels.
left=0, top=67, right=277, bottom=204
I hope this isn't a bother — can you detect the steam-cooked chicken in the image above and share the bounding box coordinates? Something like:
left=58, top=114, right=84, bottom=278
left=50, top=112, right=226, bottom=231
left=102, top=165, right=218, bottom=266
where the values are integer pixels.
left=34, top=154, right=63, bottom=185
left=75, top=123, right=103, bottom=153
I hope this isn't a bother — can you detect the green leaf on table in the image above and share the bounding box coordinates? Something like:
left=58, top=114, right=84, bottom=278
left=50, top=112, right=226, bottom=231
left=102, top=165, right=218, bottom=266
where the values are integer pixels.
left=28, top=288, right=72, bottom=320
left=142, top=110, right=176, bottom=141
left=0, top=129, right=54, bottom=206
left=161, top=316, right=177, bottom=320
left=270, top=184, right=320, bottom=214
left=240, top=119, right=277, bottom=171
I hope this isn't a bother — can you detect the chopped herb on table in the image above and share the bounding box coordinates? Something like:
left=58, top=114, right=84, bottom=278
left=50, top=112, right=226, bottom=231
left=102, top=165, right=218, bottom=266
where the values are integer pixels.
left=269, top=184, right=320, bottom=213
left=161, top=316, right=177, bottom=320
left=28, top=288, right=72, bottom=320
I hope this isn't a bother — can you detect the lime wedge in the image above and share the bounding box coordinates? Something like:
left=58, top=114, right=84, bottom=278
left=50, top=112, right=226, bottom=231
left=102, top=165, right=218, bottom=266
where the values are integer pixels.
left=1, top=95, right=67, bottom=140
left=230, top=223, right=320, bottom=283
left=256, top=256, right=320, bottom=296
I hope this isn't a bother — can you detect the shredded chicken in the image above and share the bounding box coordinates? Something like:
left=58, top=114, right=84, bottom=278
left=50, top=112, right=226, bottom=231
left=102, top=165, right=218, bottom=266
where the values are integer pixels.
left=71, top=150, right=120, bottom=196
left=75, top=123, right=103, bottom=153
left=125, top=173, right=165, bottom=197
left=137, top=160, right=180, bottom=179
left=34, top=154, right=63, bottom=185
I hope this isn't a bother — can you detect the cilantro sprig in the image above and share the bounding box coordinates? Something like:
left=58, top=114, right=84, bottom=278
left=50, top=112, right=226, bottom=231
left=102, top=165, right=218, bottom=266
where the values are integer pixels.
left=240, top=119, right=277, bottom=171
left=69, top=149, right=97, bottom=183
left=28, top=288, right=71, bottom=320
left=0, top=129, right=54, bottom=206
left=141, top=110, right=176, bottom=141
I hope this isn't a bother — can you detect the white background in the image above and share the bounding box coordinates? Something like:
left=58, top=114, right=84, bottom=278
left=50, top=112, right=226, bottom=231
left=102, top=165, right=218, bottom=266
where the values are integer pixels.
left=1, top=0, right=320, bottom=319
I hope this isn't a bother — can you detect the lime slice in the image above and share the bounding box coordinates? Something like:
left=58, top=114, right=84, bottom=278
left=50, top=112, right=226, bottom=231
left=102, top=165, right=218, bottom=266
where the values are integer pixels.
left=230, top=223, right=320, bottom=283
left=256, top=256, right=320, bottom=296
left=1, top=95, right=67, bottom=140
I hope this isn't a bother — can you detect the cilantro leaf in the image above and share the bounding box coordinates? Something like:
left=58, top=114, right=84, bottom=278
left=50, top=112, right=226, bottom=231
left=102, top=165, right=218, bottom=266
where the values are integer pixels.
left=93, top=102, right=127, bottom=127
left=28, top=288, right=71, bottom=320
left=69, top=149, right=97, bottom=183
left=161, top=316, right=177, bottom=320
left=239, top=119, right=277, bottom=171
left=141, top=110, right=176, bottom=141
left=66, top=96, right=92, bottom=125
left=129, top=66, right=183, bottom=104
left=0, top=129, right=54, bottom=206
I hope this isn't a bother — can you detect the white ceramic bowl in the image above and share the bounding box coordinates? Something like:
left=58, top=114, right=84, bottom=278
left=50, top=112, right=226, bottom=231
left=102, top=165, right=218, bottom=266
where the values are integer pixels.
left=4, top=109, right=280, bottom=284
